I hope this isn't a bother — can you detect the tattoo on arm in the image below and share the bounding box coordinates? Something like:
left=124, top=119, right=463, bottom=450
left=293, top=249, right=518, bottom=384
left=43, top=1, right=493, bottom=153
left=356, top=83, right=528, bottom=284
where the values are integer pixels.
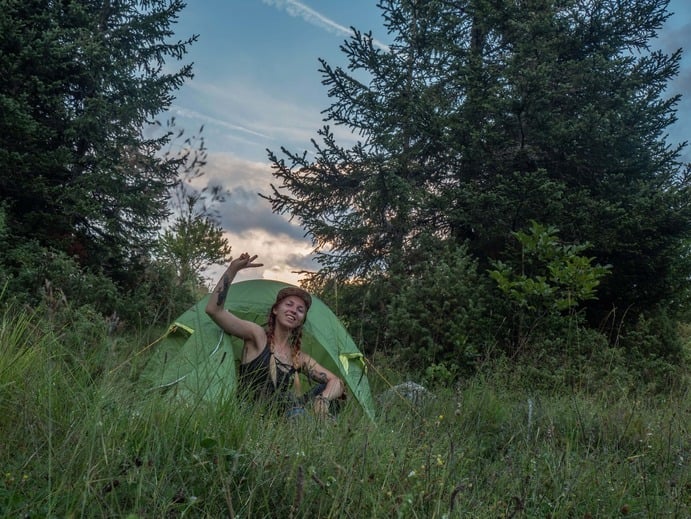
left=216, top=275, right=230, bottom=307
left=308, top=367, right=328, bottom=384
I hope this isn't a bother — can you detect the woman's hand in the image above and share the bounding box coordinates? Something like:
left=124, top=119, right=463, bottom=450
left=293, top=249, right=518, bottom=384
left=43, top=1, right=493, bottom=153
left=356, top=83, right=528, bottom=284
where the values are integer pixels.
left=313, top=395, right=330, bottom=418
left=210, top=253, right=264, bottom=309
left=228, top=252, right=263, bottom=273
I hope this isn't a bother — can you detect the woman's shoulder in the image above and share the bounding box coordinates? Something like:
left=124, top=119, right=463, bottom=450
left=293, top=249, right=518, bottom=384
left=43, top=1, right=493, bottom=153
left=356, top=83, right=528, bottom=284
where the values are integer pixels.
left=241, top=342, right=271, bottom=368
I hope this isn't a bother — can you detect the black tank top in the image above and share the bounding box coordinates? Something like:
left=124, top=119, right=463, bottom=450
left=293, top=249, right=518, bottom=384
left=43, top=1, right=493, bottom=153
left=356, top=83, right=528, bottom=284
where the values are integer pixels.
left=238, top=344, right=297, bottom=401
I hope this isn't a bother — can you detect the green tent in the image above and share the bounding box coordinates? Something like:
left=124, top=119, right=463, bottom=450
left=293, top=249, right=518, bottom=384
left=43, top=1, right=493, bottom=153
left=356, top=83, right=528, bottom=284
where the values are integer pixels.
left=142, top=279, right=375, bottom=419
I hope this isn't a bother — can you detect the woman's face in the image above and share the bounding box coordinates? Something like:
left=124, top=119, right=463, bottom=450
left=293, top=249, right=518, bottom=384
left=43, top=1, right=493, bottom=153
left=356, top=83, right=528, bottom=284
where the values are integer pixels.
left=273, top=295, right=308, bottom=328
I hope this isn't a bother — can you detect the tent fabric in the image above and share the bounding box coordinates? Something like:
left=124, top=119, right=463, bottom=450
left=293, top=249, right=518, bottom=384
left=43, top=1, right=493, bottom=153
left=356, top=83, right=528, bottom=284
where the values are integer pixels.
left=142, top=279, right=375, bottom=419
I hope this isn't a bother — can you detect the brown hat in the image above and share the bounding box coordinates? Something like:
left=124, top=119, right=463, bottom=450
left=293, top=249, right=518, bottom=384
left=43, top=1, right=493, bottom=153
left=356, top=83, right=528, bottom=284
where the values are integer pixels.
left=274, top=286, right=312, bottom=311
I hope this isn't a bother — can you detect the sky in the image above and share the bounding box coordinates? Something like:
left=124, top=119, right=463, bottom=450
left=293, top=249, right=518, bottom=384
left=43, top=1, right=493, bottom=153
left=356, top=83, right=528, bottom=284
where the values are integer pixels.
left=166, top=0, right=691, bottom=287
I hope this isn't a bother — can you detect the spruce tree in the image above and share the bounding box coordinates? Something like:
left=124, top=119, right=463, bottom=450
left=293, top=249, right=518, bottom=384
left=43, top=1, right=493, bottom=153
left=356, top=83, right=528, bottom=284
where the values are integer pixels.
left=265, top=0, right=689, bottom=329
left=0, top=0, right=196, bottom=292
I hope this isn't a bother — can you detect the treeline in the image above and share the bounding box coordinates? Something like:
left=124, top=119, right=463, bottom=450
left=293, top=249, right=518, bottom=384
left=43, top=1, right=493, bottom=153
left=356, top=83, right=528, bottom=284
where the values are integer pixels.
left=0, top=1, right=688, bottom=390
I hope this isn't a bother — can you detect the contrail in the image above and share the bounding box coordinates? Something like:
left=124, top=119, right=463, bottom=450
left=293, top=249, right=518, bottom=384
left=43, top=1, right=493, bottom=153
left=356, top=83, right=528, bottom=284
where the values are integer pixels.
left=262, top=0, right=389, bottom=51
left=172, top=106, right=270, bottom=139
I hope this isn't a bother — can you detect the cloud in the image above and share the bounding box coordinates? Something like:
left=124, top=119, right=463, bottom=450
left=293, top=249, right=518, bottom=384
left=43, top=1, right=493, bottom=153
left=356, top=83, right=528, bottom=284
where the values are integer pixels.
left=171, top=78, right=333, bottom=154
left=170, top=74, right=363, bottom=178
left=202, top=228, right=317, bottom=287
left=221, top=185, right=307, bottom=241
left=194, top=151, right=316, bottom=287
left=203, top=152, right=284, bottom=202
left=262, top=0, right=389, bottom=51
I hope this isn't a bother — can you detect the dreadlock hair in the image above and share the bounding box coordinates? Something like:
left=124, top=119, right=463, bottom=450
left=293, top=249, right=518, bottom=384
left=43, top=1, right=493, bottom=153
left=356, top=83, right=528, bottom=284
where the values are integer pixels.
left=266, top=302, right=305, bottom=392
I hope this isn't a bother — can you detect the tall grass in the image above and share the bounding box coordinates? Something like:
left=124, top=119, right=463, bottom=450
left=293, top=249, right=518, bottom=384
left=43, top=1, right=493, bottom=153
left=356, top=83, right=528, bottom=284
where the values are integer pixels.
left=0, top=307, right=688, bottom=518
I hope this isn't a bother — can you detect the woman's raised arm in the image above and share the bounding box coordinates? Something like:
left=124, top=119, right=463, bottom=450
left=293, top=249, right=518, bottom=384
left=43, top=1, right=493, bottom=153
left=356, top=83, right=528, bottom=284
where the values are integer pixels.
left=205, top=253, right=264, bottom=342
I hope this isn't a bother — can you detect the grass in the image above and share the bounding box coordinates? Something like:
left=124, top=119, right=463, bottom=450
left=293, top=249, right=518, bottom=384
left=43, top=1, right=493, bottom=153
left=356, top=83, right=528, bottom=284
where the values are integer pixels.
left=0, top=307, right=688, bottom=518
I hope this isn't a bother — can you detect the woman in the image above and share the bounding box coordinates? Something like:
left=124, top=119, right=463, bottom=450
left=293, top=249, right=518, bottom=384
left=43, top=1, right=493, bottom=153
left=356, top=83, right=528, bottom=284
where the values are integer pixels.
left=205, top=252, right=344, bottom=417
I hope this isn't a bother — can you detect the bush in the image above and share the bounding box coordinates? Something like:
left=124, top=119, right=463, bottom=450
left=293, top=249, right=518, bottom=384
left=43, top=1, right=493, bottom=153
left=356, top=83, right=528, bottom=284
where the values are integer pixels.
left=0, top=239, right=120, bottom=312
left=386, top=237, right=495, bottom=376
left=114, top=259, right=198, bottom=329
left=0, top=235, right=199, bottom=334
left=488, top=221, right=611, bottom=359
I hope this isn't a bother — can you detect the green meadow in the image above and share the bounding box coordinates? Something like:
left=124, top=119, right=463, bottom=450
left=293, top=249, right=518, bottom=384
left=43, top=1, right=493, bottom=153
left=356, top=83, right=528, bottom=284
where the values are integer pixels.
left=1, top=307, right=688, bottom=518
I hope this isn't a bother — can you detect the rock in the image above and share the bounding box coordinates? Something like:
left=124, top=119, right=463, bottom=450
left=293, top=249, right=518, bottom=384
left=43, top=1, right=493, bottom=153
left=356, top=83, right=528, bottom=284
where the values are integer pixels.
left=378, top=381, right=433, bottom=407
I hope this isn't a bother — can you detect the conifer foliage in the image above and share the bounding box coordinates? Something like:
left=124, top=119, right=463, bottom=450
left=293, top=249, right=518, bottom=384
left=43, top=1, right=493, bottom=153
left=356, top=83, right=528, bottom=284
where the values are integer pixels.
left=0, top=0, right=196, bottom=293
left=266, top=0, right=690, bottom=328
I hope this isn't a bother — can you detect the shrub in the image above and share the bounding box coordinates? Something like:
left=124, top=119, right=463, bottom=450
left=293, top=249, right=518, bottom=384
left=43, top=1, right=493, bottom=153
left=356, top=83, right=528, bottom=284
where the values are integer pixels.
left=489, top=220, right=611, bottom=356
left=386, top=237, right=495, bottom=376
